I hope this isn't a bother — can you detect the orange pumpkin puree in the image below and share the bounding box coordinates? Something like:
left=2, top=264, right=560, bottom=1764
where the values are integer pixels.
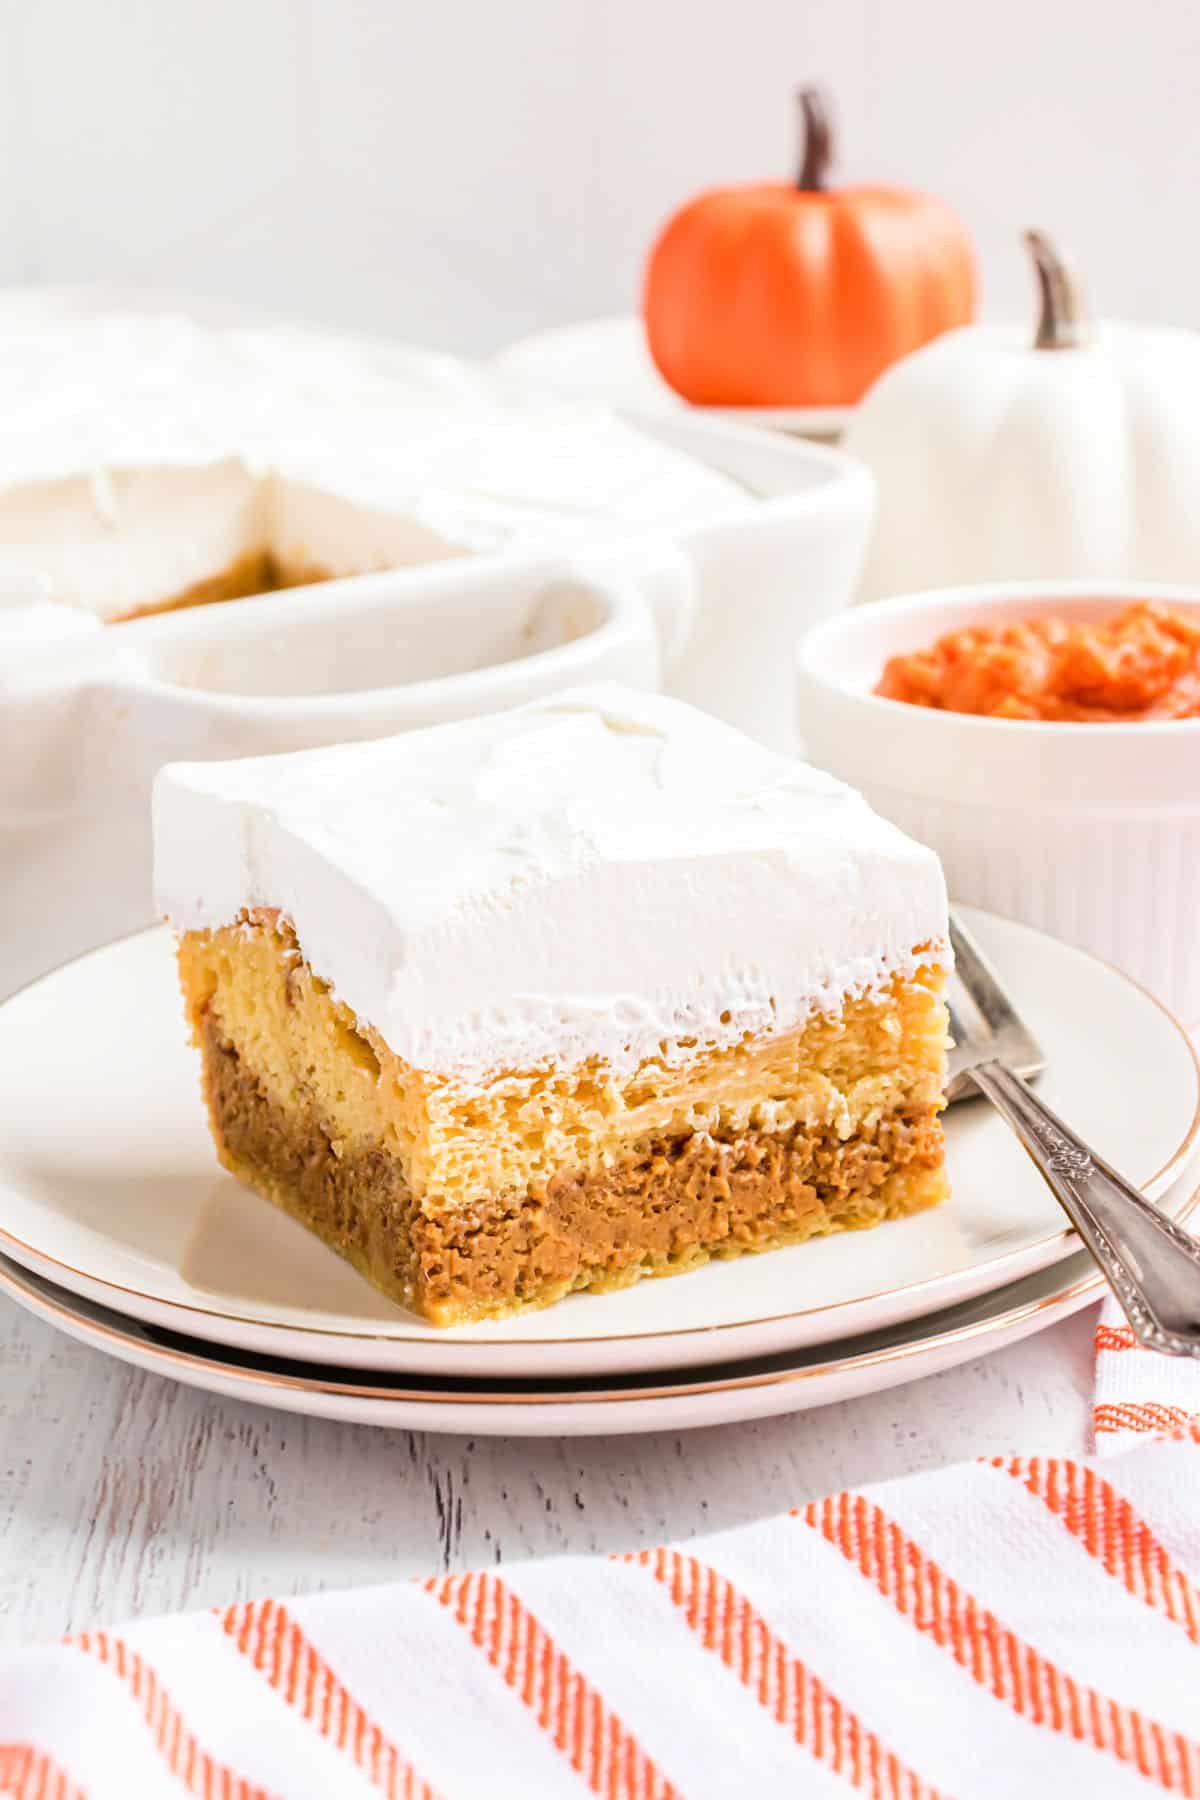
left=875, top=604, right=1200, bottom=722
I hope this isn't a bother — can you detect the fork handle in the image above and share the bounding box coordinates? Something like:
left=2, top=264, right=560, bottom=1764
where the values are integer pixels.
left=969, top=1060, right=1200, bottom=1357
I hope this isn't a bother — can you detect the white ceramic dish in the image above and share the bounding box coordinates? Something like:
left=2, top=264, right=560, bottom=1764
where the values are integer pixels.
left=1, top=413, right=873, bottom=996
left=796, top=581, right=1200, bottom=1025
left=494, top=316, right=852, bottom=439
left=0, top=908, right=1194, bottom=1381
left=621, top=411, right=872, bottom=742
left=0, top=550, right=658, bottom=997
left=3, top=1188, right=1191, bottom=1435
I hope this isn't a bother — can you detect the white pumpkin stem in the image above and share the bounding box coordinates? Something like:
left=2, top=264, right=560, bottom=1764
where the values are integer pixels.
left=1024, top=230, right=1090, bottom=350
left=796, top=86, right=833, bottom=192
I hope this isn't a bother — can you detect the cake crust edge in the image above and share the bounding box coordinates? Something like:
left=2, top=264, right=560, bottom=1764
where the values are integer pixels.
left=199, top=1012, right=948, bottom=1327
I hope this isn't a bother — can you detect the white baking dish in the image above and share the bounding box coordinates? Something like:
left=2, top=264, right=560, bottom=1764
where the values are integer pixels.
left=1, top=550, right=660, bottom=996
left=625, top=412, right=873, bottom=745
left=2, top=417, right=872, bottom=994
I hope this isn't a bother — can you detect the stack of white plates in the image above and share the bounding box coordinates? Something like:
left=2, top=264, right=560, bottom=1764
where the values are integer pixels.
left=0, top=909, right=1196, bottom=1436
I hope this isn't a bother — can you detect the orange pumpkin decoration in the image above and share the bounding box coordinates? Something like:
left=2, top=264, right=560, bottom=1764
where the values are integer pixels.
left=643, top=88, right=978, bottom=408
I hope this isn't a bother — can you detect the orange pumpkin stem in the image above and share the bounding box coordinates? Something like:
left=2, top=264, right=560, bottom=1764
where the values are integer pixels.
left=1024, top=229, right=1090, bottom=351
left=796, top=86, right=833, bottom=192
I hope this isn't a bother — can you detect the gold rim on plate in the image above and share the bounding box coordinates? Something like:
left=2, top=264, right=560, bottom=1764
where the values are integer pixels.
left=4, top=1184, right=1197, bottom=1409
left=0, top=920, right=1197, bottom=1353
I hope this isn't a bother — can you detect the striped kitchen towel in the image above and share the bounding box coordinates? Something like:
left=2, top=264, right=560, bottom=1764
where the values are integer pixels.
left=1094, top=1310, right=1200, bottom=1453
left=2, top=1294, right=1199, bottom=1800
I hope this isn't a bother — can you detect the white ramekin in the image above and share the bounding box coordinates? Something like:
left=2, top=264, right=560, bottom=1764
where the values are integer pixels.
left=796, top=580, right=1200, bottom=1025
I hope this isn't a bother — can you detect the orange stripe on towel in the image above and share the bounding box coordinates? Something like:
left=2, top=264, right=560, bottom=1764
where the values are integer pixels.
left=425, top=1570, right=679, bottom=1799
left=0, top=1744, right=87, bottom=1800
left=72, top=1631, right=276, bottom=1799
left=222, top=1599, right=437, bottom=1800
left=627, top=1545, right=947, bottom=1799
left=801, top=1492, right=1200, bottom=1794
left=1094, top=1403, right=1200, bottom=1440
left=993, top=1457, right=1200, bottom=1646
left=1095, top=1323, right=1141, bottom=1352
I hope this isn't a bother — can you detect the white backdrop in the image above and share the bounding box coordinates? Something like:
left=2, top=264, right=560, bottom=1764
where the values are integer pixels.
left=1, top=0, right=1197, bottom=353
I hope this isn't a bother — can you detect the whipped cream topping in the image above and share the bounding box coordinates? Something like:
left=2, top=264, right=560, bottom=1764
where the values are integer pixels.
left=0, top=316, right=746, bottom=620
left=154, top=686, right=949, bottom=1085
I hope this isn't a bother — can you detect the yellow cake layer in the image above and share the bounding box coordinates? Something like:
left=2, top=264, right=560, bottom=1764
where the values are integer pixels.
left=178, top=915, right=948, bottom=1218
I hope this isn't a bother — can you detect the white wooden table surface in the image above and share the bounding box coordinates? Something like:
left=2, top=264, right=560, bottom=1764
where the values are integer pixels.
left=0, top=1294, right=1099, bottom=1650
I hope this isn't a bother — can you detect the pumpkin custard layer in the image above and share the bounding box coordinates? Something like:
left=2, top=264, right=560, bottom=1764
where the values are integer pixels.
left=116, top=549, right=337, bottom=622
left=154, top=687, right=952, bottom=1327
left=180, top=918, right=948, bottom=1325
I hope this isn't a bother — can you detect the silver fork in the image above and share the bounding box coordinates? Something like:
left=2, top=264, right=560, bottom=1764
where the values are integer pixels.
left=947, top=911, right=1200, bottom=1356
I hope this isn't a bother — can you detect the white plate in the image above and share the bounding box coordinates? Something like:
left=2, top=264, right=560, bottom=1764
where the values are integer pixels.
left=0, top=908, right=1195, bottom=1378
left=493, top=317, right=851, bottom=440
left=1, top=1189, right=1191, bottom=1436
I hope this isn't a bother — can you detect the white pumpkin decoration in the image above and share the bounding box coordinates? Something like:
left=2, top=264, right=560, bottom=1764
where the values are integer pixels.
left=846, top=231, right=1200, bottom=600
